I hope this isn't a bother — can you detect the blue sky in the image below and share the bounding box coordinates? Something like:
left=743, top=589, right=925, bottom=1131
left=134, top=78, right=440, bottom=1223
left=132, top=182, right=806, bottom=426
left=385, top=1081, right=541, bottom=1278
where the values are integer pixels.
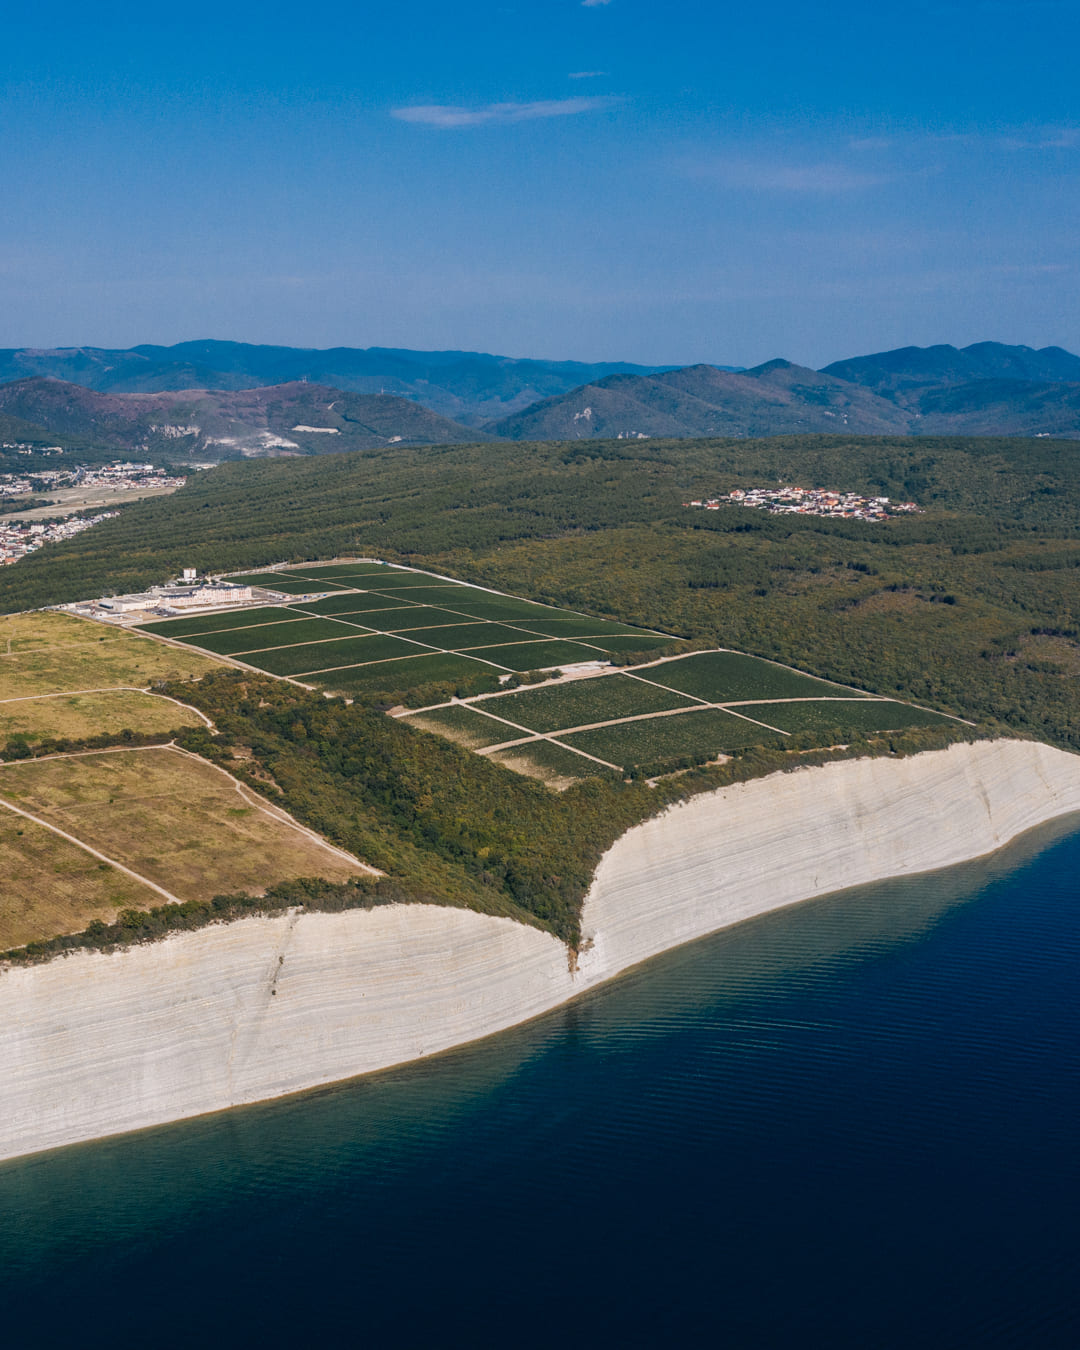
left=2, top=0, right=1078, bottom=365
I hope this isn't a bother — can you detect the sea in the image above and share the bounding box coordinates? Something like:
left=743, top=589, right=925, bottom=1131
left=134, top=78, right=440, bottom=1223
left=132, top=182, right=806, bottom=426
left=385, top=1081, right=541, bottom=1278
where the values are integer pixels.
left=2, top=819, right=1079, bottom=1349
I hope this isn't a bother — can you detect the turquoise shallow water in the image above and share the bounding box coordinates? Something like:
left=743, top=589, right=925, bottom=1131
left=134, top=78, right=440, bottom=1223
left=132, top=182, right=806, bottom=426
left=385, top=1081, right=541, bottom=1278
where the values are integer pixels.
left=2, top=817, right=1079, bottom=1348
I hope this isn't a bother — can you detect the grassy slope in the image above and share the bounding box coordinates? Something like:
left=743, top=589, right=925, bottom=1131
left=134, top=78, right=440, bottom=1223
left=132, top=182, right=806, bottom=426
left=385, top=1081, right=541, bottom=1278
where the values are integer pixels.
left=0, top=611, right=221, bottom=698
left=486, top=739, right=599, bottom=787
left=0, top=690, right=204, bottom=745
left=0, top=747, right=362, bottom=903
left=0, top=811, right=161, bottom=950
left=408, top=704, right=510, bottom=749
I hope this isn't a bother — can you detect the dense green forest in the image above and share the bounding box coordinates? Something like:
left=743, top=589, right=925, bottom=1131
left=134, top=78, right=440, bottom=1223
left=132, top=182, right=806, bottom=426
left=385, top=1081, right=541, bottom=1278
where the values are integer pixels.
left=2, top=432, right=1077, bottom=751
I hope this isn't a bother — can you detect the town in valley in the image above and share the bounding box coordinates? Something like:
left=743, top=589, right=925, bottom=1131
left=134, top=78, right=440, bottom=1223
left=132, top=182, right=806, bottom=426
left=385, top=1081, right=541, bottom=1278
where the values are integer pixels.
left=0, top=461, right=187, bottom=563
left=685, top=486, right=922, bottom=521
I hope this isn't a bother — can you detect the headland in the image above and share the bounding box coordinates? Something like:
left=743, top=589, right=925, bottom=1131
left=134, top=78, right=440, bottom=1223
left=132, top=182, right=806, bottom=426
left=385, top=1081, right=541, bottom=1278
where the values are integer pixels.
left=2, top=737, right=1078, bottom=1164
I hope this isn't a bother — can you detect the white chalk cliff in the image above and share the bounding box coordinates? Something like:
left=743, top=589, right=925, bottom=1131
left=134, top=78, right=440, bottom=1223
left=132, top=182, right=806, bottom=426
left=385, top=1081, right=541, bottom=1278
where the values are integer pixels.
left=2, top=739, right=1079, bottom=1163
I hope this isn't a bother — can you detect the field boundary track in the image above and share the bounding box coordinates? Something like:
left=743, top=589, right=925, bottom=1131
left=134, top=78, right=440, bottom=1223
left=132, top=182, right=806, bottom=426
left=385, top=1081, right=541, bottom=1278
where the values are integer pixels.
left=0, top=742, right=379, bottom=877
left=0, top=686, right=216, bottom=729
left=0, top=790, right=182, bottom=904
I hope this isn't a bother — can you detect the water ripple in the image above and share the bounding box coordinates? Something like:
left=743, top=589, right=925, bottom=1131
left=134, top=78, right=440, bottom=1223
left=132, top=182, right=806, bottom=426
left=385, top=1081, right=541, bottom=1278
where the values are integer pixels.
left=1, top=821, right=1079, bottom=1347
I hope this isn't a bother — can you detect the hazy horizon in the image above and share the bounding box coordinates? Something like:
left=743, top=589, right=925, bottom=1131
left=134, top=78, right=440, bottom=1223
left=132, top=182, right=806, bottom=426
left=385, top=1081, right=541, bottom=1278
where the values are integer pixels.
left=4, top=335, right=1079, bottom=377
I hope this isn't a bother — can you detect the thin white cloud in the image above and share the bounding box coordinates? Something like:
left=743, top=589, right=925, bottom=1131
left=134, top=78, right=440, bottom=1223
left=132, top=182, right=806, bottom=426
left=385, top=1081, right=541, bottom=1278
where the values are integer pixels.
left=999, top=127, right=1080, bottom=150
left=581, top=0, right=613, bottom=6
left=569, top=70, right=609, bottom=79
left=685, top=159, right=894, bottom=193
left=391, top=97, right=616, bottom=129
left=851, top=127, right=1079, bottom=154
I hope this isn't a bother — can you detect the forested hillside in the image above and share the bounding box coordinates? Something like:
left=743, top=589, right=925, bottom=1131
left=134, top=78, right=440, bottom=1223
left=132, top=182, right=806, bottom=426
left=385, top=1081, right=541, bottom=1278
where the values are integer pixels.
left=489, top=362, right=913, bottom=439
left=0, top=379, right=480, bottom=459
left=490, top=357, right=1080, bottom=440
left=2, top=432, right=1078, bottom=752
left=7, top=341, right=1080, bottom=442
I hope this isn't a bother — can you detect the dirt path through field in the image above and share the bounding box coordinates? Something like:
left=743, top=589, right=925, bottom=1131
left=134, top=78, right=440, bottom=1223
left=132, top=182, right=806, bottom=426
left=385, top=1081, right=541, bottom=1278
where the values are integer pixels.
left=167, top=744, right=381, bottom=876
left=0, top=686, right=215, bottom=728
left=0, top=742, right=379, bottom=878
left=0, top=793, right=182, bottom=904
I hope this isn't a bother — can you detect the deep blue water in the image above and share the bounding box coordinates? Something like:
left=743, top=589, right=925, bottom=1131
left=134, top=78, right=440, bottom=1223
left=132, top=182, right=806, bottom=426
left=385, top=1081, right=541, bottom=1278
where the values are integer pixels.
left=2, top=820, right=1079, bottom=1349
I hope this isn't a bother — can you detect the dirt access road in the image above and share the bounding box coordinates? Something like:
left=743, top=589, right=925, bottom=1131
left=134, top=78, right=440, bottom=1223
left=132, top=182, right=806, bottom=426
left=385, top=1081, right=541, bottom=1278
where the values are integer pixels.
left=2, top=482, right=182, bottom=522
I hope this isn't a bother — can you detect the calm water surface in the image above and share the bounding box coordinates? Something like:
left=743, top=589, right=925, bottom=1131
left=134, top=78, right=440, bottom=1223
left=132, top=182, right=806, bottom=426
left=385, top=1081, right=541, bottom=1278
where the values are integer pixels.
left=2, top=820, right=1079, bottom=1348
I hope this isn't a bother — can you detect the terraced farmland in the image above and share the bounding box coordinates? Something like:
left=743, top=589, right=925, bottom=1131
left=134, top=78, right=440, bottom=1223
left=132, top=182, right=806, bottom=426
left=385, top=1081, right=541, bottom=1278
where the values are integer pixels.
left=251, top=633, right=423, bottom=677
left=386, top=621, right=516, bottom=649
left=136, top=562, right=661, bottom=693
left=140, top=606, right=293, bottom=638
left=640, top=651, right=862, bottom=702
left=560, top=708, right=786, bottom=766
left=296, top=592, right=418, bottom=616
left=230, top=574, right=339, bottom=595
left=583, top=634, right=681, bottom=653
left=473, top=674, right=698, bottom=735
left=132, top=562, right=959, bottom=782
left=403, top=647, right=960, bottom=781
left=274, top=564, right=390, bottom=582
left=193, top=617, right=372, bottom=655
left=463, top=640, right=613, bottom=672
left=301, top=653, right=505, bottom=696
left=380, top=608, right=502, bottom=631
left=740, top=698, right=955, bottom=735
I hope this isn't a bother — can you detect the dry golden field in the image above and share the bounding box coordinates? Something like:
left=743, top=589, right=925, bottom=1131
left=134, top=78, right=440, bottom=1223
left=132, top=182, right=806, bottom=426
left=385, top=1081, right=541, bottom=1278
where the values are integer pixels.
left=0, top=613, right=374, bottom=951
left=0, top=811, right=161, bottom=950
left=0, top=610, right=221, bottom=700
left=0, top=746, right=368, bottom=924
left=0, top=690, right=205, bottom=744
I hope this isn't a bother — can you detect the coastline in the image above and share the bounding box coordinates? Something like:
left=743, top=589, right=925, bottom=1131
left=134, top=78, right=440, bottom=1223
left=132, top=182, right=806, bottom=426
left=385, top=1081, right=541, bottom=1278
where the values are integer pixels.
left=2, top=737, right=1079, bottom=1164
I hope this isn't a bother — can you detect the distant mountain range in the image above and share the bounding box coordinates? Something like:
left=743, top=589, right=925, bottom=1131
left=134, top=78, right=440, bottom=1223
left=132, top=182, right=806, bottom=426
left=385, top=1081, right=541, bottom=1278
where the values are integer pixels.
left=822, top=341, right=1080, bottom=394
left=0, top=342, right=677, bottom=427
left=1, top=340, right=1079, bottom=457
left=490, top=344, right=1080, bottom=440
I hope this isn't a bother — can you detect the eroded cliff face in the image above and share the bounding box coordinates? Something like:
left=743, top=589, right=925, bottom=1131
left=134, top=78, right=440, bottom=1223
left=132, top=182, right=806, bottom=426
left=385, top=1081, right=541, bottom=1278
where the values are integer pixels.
left=3, top=740, right=1079, bottom=1164
left=578, top=739, right=1080, bottom=977
left=0, top=907, right=573, bottom=1164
